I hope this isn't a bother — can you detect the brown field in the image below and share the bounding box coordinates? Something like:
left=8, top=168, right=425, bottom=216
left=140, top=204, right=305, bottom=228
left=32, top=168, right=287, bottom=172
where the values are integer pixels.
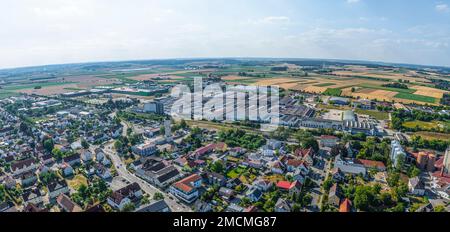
left=333, top=70, right=426, bottom=83
left=411, top=85, right=447, bottom=98
left=252, top=77, right=300, bottom=86
left=341, top=88, right=397, bottom=102
left=130, top=74, right=183, bottom=81
left=18, top=84, right=80, bottom=95
left=65, top=75, right=118, bottom=88
left=302, top=86, right=329, bottom=93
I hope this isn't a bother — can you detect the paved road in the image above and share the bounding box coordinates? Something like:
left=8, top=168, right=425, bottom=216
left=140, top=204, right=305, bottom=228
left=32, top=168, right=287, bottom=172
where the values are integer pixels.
left=103, top=141, right=192, bottom=212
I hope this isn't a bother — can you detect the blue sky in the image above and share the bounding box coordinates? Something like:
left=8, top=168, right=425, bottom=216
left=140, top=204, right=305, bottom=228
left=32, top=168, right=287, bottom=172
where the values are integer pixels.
left=1, top=0, right=450, bottom=69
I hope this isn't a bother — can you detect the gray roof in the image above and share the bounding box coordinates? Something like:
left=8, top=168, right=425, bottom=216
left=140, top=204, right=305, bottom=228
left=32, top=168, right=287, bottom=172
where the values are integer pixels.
left=135, top=200, right=171, bottom=212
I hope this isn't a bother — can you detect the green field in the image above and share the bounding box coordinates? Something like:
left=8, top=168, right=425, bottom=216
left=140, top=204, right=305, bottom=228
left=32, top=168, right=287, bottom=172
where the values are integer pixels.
left=354, top=109, right=390, bottom=120
left=64, top=87, right=84, bottom=91
left=394, top=92, right=437, bottom=104
left=414, top=131, right=450, bottom=141
left=314, top=83, right=336, bottom=87
left=323, top=88, right=342, bottom=96
left=358, top=83, right=416, bottom=94
left=3, top=81, right=76, bottom=91
left=403, top=120, right=449, bottom=130
left=0, top=91, right=19, bottom=99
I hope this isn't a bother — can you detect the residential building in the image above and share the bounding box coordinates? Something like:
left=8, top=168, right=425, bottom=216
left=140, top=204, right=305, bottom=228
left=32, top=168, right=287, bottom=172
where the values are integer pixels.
left=169, top=174, right=202, bottom=204
left=11, top=158, right=37, bottom=176
left=319, top=135, right=339, bottom=147
left=57, top=194, right=82, bottom=212
left=107, top=182, right=143, bottom=210
left=132, top=142, right=158, bottom=156
left=390, top=140, right=406, bottom=168
left=328, top=183, right=341, bottom=207
left=47, top=180, right=70, bottom=199
left=408, top=177, right=425, bottom=196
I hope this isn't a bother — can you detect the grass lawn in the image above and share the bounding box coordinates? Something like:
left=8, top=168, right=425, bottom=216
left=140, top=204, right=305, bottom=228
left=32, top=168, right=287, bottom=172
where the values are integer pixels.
left=314, top=83, right=336, bottom=87
left=240, top=174, right=257, bottom=184
left=67, top=174, right=88, bottom=190
left=403, top=120, right=447, bottom=130
left=394, top=92, right=437, bottom=104
left=263, top=175, right=286, bottom=183
left=323, top=88, right=342, bottom=96
left=227, top=167, right=245, bottom=179
left=414, top=131, right=450, bottom=141
left=354, top=109, right=389, bottom=120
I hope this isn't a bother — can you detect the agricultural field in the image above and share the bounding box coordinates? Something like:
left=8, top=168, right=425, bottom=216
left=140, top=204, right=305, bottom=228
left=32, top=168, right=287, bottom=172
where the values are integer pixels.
left=394, top=92, right=437, bottom=104
left=0, top=91, right=19, bottom=99
left=323, top=88, right=342, bottom=96
left=403, top=120, right=450, bottom=131
left=414, top=131, right=450, bottom=141
left=314, top=83, right=336, bottom=87
left=354, top=109, right=390, bottom=120
left=1, top=59, right=448, bottom=106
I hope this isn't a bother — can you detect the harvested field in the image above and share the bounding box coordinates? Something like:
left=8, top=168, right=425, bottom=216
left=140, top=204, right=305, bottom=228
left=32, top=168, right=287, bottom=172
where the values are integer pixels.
left=64, top=75, right=119, bottom=88
left=17, top=84, right=80, bottom=96
left=253, top=78, right=301, bottom=86
left=130, top=73, right=186, bottom=81
left=411, top=85, right=447, bottom=99
left=303, top=86, right=328, bottom=93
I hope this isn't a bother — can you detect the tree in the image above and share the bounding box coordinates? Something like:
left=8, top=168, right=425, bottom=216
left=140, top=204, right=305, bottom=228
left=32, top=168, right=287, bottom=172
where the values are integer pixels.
left=51, top=148, right=64, bottom=160
left=81, top=139, right=89, bottom=149
left=434, top=205, right=447, bottom=212
left=43, top=139, right=54, bottom=152
left=296, top=130, right=319, bottom=152
left=153, top=192, right=164, bottom=201
left=323, top=178, right=333, bottom=191
left=114, top=140, right=124, bottom=152
left=121, top=202, right=136, bottom=212
left=210, top=161, right=224, bottom=173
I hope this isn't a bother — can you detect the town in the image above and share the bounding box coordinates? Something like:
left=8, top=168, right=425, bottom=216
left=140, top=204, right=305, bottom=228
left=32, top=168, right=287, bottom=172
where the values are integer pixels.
left=0, top=60, right=449, bottom=213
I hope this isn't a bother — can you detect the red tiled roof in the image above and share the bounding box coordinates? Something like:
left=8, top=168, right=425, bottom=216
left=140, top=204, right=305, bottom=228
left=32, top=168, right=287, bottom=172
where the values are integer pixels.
left=173, top=174, right=201, bottom=193
left=355, top=159, right=386, bottom=169
left=193, top=143, right=226, bottom=156
left=320, top=135, right=338, bottom=140
left=286, top=159, right=305, bottom=167
left=339, top=199, right=352, bottom=213
left=276, top=181, right=301, bottom=190
left=432, top=170, right=450, bottom=184
left=435, top=157, right=444, bottom=169
left=276, top=181, right=292, bottom=190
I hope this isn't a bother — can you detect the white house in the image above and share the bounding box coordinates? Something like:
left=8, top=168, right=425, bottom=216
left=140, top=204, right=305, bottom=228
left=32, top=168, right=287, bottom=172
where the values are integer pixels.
left=408, top=177, right=425, bottom=196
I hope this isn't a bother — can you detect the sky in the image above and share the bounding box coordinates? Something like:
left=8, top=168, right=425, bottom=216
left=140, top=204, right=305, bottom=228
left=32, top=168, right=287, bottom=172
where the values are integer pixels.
left=1, top=0, right=450, bottom=69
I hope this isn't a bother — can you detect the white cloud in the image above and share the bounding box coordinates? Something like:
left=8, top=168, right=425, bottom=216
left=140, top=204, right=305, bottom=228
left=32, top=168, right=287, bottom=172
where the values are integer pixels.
left=436, top=4, right=449, bottom=12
